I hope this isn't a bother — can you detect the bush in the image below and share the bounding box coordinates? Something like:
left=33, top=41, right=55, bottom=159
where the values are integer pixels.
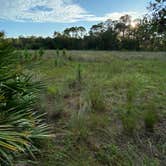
left=0, top=37, right=49, bottom=165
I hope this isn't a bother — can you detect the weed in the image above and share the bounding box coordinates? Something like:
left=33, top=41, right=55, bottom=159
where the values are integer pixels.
left=86, top=85, right=106, bottom=112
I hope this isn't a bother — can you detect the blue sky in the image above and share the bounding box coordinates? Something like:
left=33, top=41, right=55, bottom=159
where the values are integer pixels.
left=0, top=0, right=150, bottom=37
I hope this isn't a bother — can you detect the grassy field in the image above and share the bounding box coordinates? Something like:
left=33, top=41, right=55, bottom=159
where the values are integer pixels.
left=25, top=51, right=166, bottom=166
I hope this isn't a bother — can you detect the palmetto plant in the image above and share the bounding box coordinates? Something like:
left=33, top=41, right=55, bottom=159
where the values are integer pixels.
left=0, top=36, right=49, bottom=165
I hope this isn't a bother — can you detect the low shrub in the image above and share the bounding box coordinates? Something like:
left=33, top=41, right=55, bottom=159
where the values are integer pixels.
left=0, top=37, right=50, bottom=165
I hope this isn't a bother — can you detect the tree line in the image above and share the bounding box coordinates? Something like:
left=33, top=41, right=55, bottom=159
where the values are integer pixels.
left=3, top=0, right=166, bottom=51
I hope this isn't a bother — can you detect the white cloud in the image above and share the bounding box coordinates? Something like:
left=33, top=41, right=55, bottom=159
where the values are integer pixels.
left=0, top=0, right=89, bottom=22
left=0, top=0, right=142, bottom=23
left=85, top=12, right=142, bottom=22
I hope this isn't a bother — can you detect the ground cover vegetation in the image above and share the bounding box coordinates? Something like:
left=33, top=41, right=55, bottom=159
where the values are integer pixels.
left=24, top=49, right=165, bottom=166
left=0, top=0, right=165, bottom=165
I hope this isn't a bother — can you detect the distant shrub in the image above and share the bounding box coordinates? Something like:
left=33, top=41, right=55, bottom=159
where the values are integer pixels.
left=39, top=48, right=44, bottom=59
left=54, top=49, right=67, bottom=67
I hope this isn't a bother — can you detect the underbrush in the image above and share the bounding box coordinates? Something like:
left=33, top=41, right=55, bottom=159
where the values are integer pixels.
left=28, top=51, right=165, bottom=165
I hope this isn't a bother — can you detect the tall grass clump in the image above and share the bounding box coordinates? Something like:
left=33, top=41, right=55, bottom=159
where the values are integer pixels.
left=46, top=87, right=65, bottom=121
left=85, top=85, right=106, bottom=112
left=65, top=63, right=83, bottom=90
left=69, top=111, right=89, bottom=140
left=120, top=79, right=139, bottom=134
left=143, top=102, right=158, bottom=132
left=120, top=109, right=137, bottom=134
left=0, top=35, right=50, bottom=165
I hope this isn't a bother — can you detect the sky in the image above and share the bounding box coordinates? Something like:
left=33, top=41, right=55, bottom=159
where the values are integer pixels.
left=0, top=0, right=150, bottom=37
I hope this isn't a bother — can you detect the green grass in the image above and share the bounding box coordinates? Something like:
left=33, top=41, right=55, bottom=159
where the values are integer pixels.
left=25, top=50, right=166, bottom=165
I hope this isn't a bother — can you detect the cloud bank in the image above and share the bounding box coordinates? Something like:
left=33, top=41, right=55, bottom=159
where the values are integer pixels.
left=0, top=0, right=141, bottom=23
